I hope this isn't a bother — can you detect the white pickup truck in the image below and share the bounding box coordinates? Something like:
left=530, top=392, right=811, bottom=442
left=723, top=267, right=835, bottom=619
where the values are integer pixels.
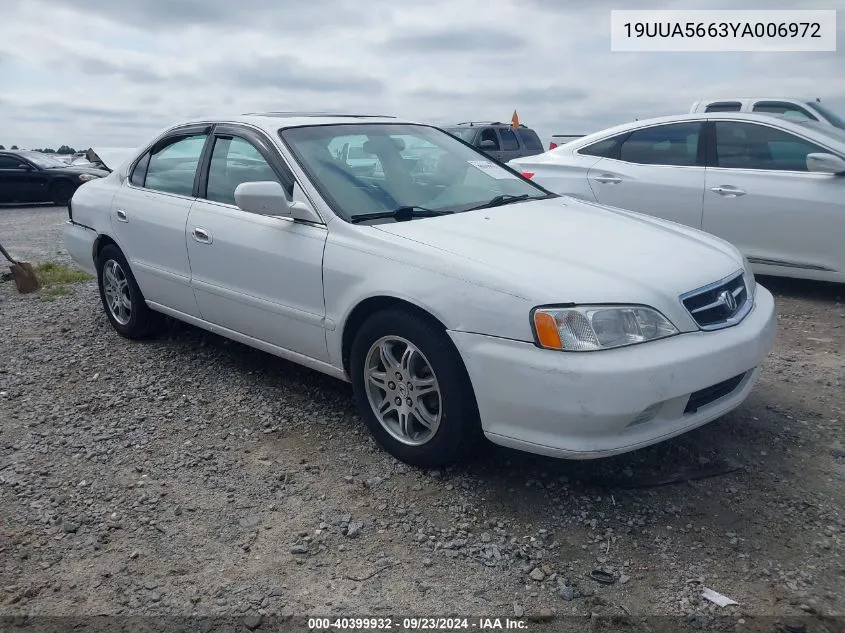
left=690, top=97, right=845, bottom=130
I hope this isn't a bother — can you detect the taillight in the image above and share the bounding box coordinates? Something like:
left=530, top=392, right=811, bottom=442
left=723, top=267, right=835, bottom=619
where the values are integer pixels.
left=521, top=171, right=535, bottom=180
left=549, top=142, right=558, bottom=150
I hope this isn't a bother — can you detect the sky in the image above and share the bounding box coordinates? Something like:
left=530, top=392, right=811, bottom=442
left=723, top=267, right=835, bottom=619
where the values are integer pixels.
left=0, top=0, right=842, bottom=150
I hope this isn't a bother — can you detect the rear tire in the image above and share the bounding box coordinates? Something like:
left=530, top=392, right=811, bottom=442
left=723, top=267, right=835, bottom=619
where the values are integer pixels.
left=350, top=309, right=481, bottom=468
left=96, top=244, right=160, bottom=339
left=51, top=181, right=74, bottom=206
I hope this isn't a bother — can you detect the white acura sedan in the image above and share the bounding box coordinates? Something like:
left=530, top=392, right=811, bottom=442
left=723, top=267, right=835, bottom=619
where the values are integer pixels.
left=64, top=113, right=777, bottom=467
left=509, top=113, right=845, bottom=284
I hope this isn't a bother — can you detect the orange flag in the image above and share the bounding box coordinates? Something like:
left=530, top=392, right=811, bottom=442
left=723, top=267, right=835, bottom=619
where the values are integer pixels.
left=511, top=110, right=520, bottom=128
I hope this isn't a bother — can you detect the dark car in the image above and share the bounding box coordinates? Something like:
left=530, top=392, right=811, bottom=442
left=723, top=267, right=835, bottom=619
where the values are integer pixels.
left=0, top=150, right=108, bottom=205
left=444, top=122, right=545, bottom=162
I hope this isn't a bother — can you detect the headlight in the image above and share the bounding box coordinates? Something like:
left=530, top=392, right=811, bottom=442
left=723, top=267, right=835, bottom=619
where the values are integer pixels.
left=78, top=174, right=100, bottom=182
left=532, top=305, right=678, bottom=351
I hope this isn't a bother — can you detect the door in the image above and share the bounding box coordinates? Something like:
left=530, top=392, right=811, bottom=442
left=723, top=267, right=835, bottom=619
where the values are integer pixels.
left=586, top=121, right=706, bottom=227
left=109, top=127, right=210, bottom=317
left=186, top=128, right=330, bottom=361
left=496, top=126, right=522, bottom=163
left=702, top=120, right=845, bottom=275
left=0, top=155, right=44, bottom=202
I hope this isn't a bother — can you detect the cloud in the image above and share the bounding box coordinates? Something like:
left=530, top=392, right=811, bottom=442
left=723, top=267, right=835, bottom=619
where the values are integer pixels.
left=0, top=0, right=842, bottom=149
left=215, top=55, right=385, bottom=94
left=30, top=0, right=372, bottom=31
left=384, top=29, right=527, bottom=54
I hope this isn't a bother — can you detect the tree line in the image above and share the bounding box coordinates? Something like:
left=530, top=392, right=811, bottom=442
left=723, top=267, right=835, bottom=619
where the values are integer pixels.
left=0, top=144, right=81, bottom=154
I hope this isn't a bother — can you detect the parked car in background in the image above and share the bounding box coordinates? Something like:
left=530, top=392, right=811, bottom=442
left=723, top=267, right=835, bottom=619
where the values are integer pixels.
left=444, top=122, right=544, bottom=162
left=64, top=112, right=776, bottom=467
left=548, top=134, right=585, bottom=150
left=509, top=112, right=845, bottom=283
left=690, top=97, right=845, bottom=130
left=0, top=149, right=109, bottom=205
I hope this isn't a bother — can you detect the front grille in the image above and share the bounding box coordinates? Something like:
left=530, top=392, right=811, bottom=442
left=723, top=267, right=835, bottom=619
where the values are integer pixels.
left=681, top=271, right=749, bottom=330
left=684, top=372, right=746, bottom=414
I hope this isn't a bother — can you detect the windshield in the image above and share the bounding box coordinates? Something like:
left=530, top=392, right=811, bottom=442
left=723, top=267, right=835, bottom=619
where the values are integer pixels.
left=20, top=152, right=69, bottom=168
left=806, top=101, right=845, bottom=130
left=280, top=123, right=548, bottom=222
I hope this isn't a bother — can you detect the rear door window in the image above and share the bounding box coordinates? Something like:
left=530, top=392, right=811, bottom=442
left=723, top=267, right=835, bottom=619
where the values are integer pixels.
left=497, top=127, right=520, bottom=152
left=144, top=134, right=208, bottom=196
left=617, top=122, right=701, bottom=166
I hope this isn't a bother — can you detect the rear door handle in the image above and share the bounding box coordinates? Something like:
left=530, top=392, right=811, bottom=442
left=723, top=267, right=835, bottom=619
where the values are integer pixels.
left=192, top=227, right=212, bottom=244
left=711, top=185, right=746, bottom=197
left=116, top=209, right=128, bottom=222
left=594, top=174, right=622, bottom=184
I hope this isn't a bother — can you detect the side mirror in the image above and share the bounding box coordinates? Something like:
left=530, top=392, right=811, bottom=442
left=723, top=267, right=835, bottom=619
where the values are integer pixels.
left=234, top=181, right=319, bottom=222
left=479, top=139, right=497, bottom=150
left=807, top=152, right=845, bottom=175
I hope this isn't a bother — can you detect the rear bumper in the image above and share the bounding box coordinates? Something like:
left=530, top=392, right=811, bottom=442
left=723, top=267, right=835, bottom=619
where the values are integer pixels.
left=62, top=221, right=97, bottom=276
left=448, top=284, right=777, bottom=459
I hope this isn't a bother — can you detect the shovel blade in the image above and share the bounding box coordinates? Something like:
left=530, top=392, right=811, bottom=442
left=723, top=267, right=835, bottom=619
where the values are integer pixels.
left=9, top=262, right=40, bottom=294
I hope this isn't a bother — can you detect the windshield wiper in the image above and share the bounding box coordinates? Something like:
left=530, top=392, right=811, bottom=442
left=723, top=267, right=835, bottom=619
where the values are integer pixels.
left=349, top=206, right=453, bottom=224
left=466, top=194, right=533, bottom=212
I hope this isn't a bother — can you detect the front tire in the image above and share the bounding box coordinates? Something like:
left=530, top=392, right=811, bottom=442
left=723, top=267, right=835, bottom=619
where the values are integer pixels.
left=96, top=244, right=159, bottom=339
left=350, top=309, right=480, bottom=468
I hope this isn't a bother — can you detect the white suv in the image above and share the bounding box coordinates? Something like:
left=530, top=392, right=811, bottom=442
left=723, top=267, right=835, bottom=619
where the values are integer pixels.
left=690, top=97, right=845, bottom=130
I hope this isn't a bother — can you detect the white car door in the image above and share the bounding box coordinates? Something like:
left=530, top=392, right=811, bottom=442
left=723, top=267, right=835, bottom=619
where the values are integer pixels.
left=185, top=126, right=330, bottom=362
left=702, top=120, right=845, bottom=278
left=584, top=121, right=707, bottom=228
left=109, top=127, right=209, bottom=317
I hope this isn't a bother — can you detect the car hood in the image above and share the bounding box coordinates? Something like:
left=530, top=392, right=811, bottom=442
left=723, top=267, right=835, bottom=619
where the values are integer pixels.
left=371, top=196, right=745, bottom=321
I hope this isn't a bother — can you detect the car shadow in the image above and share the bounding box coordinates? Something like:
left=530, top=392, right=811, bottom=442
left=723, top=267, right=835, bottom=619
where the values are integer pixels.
left=152, top=312, right=780, bottom=495
left=758, top=274, right=844, bottom=303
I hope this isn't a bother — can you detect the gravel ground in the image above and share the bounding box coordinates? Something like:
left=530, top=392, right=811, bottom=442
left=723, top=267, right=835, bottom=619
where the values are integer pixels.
left=1, top=206, right=844, bottom=631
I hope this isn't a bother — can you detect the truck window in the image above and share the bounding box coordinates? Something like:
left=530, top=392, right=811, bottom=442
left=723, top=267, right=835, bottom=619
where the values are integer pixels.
left=752, top=101, right=817, bottom=121
left=479, top=128, right=500, bottom=150
left=704, top=102, right=742, bottom=112
left=498, top=128, right=519, bottom=151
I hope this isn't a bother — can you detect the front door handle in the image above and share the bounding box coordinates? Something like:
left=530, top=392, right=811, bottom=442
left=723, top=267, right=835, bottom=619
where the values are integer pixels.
left=192, top=227, right=212, bottom=244
left=594, top=174, right=622, bottom=184
left=116, top=209, right=128, bottom=222
left=711, top=185, right=746, bottom=197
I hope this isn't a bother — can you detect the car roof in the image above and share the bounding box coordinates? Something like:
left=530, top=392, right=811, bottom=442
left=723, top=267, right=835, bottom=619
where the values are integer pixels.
left=559, top=112, right=844, bottom=150
left=448, top=121, right=533, bottom=128
left=167, top=112, right=416, bottom=135
left=696, top=97, right=815, bottom=102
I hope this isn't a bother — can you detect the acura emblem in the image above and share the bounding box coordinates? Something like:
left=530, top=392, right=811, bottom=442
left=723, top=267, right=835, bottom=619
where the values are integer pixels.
left=719, top=289, right=737, bottom=312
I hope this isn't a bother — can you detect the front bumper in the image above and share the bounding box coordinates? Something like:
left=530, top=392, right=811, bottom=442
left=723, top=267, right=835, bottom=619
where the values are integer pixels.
left=448, top=284, right=777, bottom=459
left=62, top=221, right=97, bottom=277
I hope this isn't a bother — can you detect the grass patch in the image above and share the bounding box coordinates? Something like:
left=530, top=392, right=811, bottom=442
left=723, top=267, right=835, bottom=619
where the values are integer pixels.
left=35, top=262, right=92, bottom=287
left=32, top=262, right=92, bottom=301
left=40, top=286, right=73, bottom=302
